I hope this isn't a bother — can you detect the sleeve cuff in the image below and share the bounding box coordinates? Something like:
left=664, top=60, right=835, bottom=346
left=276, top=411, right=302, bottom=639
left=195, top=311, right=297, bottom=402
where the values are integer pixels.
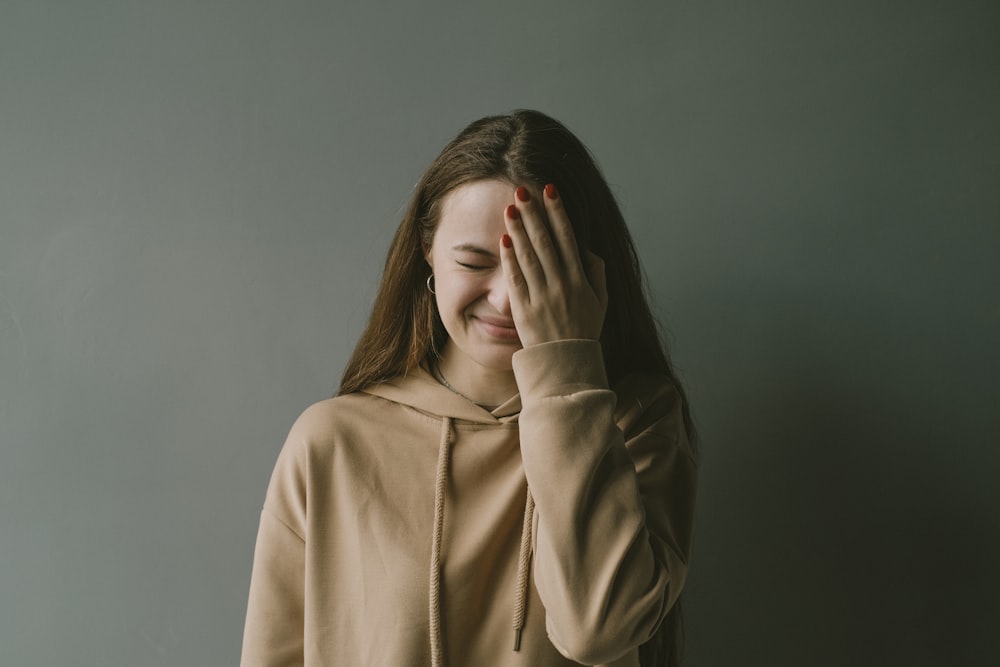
left=511, top=339, right=609, bottom=399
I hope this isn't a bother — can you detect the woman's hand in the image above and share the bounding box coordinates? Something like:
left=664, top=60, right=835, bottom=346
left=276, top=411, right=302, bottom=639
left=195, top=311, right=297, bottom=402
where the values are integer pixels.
left=499, top=184, right=608, bottom=348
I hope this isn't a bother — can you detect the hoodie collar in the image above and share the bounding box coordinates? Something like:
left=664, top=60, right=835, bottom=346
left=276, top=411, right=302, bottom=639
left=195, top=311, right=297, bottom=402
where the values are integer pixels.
left=361, top=366, right=521, bottom=423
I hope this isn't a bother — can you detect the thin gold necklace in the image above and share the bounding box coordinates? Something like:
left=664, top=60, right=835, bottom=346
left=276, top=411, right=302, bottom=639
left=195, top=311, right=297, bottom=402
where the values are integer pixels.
left=432, top=363, right=500, bottom=411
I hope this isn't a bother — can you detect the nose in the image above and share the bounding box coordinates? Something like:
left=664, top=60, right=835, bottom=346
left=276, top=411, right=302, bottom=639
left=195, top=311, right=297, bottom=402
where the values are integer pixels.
left=487, top=271, right=511, bottom=316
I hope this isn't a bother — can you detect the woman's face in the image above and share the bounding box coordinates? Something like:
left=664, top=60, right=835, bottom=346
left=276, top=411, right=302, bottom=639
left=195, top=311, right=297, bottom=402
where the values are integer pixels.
left=427, top=179, right=526, bottom=375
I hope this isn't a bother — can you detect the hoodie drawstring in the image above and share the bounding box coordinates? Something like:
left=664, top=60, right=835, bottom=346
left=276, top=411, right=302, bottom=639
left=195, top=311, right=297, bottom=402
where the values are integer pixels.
left=512, top=487, right=535, bottom=650
left=429, top=417, right=453, bottom=667
left=428, top=416, right=536, bottom=665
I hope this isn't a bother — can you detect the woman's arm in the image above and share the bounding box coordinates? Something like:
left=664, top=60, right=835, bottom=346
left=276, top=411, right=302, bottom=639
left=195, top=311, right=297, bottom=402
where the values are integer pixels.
left=513, top=339, right=696, bottom=665
left=500, top=183, right=696, bottom=663
left=241, top=429, right=309, bottom=667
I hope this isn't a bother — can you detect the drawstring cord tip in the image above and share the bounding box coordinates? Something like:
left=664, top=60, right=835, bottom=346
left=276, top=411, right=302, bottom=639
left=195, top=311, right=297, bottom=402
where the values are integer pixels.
left=512, top=628, right=523, bottom=652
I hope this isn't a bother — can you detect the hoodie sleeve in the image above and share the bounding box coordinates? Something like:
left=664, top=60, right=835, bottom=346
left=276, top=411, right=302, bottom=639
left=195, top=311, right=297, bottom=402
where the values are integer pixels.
left=512, top=339, right=697, bottom=666
left=241, top=423, right=310, bottom=667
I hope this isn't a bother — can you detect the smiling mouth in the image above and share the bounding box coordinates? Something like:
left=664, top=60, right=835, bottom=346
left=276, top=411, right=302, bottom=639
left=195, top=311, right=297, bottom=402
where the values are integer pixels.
left=475, top=317, right=520, bottom=341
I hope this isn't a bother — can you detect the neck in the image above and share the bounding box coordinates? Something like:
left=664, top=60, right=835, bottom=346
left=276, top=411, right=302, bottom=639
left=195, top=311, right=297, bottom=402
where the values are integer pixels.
left=436, top=345, right=519, bottom=407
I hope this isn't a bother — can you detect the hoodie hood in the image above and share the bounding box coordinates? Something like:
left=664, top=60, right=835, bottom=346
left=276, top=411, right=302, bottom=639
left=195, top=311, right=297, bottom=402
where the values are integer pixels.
left=362, top=365, right=522, bottom=423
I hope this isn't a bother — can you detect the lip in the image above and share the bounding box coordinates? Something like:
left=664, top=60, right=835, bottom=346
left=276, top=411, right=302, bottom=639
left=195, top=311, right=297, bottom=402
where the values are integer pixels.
left=474, top=316, right=521, bottom=341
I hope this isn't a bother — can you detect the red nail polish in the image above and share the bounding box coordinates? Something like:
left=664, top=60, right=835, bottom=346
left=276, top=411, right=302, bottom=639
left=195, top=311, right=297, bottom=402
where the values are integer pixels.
left=502, top=234, right=513, bottom=248
left=515, top=186, right=530, bottom=202
left=506, top=204, right=519, bottom=218
left=544, top=183, right=558, bottom=199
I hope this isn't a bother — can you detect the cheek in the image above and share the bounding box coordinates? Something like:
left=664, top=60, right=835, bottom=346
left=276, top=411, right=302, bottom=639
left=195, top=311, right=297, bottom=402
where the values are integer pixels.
left=434, top=278, right=462, bottom=314
left=437, top=275, right=485, bottom=315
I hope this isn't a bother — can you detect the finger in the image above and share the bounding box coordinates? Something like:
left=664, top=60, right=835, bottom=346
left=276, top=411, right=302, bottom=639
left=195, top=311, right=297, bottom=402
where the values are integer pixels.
left=584, top=251, right=609, bottom=312
left=504, top=203, right=545, bottom=299
left=499, top=230, right=529, bottom=305
left=542, top=183, right=586, bottom=280
left=513, top=185, right=563, bottom=281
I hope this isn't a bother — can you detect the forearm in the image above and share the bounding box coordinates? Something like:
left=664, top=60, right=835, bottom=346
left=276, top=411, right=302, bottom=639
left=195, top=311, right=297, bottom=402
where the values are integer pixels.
left=513, top=340, right=694, bottom=664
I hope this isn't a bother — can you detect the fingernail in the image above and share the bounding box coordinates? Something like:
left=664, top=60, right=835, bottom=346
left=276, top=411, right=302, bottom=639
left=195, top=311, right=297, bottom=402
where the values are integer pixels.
left=544, top=183, right=558, bottom=199
left=506, top=204, right=519, bottom=219
left=515, top=186, right=530, bottom=202
left=502, top=234, right=513, bottom=248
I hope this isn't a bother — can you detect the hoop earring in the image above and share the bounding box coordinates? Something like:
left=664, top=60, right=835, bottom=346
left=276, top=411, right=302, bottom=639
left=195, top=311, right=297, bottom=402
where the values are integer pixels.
left=426, top=274, right=436, bottom=294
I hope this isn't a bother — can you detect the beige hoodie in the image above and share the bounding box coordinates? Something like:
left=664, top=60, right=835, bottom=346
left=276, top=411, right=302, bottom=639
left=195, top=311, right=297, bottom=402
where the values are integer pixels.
left=241, top=340, right=696, bottom=666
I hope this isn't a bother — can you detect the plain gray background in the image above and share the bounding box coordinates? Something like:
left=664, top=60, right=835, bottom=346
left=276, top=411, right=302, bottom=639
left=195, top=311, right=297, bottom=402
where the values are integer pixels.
left=2, top=1, right=997, bottom=665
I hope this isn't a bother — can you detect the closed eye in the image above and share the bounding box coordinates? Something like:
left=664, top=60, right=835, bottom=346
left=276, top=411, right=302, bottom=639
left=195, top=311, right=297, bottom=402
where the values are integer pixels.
left=450, top=244, right=497, bottom=269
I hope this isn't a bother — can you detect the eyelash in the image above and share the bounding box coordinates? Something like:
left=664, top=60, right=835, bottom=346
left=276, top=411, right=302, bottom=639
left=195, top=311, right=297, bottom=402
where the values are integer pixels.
left=457, top=262, right=490, bottom=270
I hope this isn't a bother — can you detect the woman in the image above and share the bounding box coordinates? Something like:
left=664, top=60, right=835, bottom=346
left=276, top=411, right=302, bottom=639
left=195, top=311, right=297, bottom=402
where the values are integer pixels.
left=241, top=110, right=697, bottom=667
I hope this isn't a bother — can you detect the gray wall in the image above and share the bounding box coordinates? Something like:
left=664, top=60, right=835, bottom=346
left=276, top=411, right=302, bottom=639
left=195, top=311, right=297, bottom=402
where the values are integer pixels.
left=2, top=1, right=997, bottom=665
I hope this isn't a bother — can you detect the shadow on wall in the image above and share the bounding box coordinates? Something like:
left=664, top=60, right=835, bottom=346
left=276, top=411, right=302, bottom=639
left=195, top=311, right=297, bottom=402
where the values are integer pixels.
left=682, top=286, right=997, bottom=667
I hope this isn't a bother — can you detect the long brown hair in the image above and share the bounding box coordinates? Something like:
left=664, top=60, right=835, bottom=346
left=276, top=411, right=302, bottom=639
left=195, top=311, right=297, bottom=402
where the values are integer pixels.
left=338, top=109, right=693, bottom=666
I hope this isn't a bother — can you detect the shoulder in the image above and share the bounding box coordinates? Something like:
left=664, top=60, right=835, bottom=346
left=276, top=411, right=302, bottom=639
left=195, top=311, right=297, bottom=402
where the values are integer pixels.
left=266, top=392, right=402, bottom=494
left=279, top=392, right=395, bottom=457
left=290, top=392, right=376, bottom=431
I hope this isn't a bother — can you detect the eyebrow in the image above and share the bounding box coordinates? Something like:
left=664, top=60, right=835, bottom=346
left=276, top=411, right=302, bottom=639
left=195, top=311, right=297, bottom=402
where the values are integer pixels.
left=450, top=243, right=497, bottom=258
